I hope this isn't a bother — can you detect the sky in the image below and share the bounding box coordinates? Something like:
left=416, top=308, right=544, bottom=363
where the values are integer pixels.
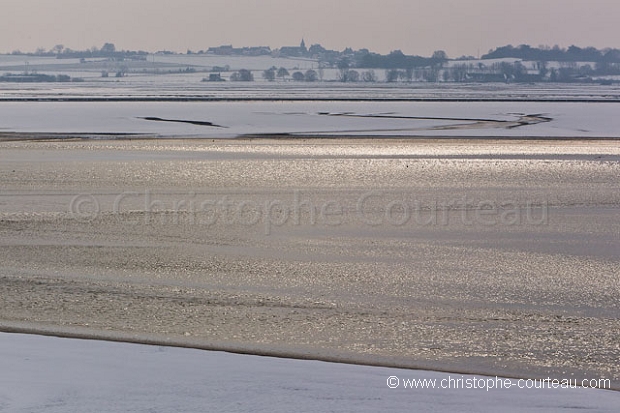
left=1, top=0, right=619, bottom=57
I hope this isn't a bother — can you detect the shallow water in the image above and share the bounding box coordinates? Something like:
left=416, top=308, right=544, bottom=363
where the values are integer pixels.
left=0, top=139, right=619, bottom=388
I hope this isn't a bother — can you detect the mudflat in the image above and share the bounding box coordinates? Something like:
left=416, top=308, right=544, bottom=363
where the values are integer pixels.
left=1, top=138, right=619, bottom=387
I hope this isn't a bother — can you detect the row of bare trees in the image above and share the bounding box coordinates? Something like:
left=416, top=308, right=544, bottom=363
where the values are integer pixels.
left=260, top=66, right=379, bottom=83
left=235, top=61, right=620, bottom=83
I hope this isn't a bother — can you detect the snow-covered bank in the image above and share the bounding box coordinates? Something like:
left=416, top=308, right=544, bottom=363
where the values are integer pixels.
left=1, top=100, right=620, bottom=138
left=1, top=333, right=618, bottom=413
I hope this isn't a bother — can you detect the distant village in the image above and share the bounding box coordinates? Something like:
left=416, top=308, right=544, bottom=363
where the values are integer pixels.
left=4, top=41, right=620, bottom=84
left=205, top=39, right=342, bottom=60
left=201, top=41, right=620, bottom=84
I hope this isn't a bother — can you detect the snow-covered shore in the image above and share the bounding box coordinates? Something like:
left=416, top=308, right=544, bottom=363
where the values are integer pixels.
left=1, top=332, right=618, bottom=413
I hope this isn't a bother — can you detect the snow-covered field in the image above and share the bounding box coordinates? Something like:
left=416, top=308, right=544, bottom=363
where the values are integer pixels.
left=0, top=100, right=619, bottom=138
left=1, top=79, right=620, bottom=100
left=1, top=333, right=618, bottom=413
left=2, top=61, right=620, bottom=138
left=2, top=53, right=620, bottom=99
left=0, top=54, right=318, bottom=80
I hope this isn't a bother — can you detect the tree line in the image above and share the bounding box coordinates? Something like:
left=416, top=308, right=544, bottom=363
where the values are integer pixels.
left=11, top=41, right=620, bottom=66
left=10, top=43, right=148, bottom=60
left=482, top=44, right=620, bottom=63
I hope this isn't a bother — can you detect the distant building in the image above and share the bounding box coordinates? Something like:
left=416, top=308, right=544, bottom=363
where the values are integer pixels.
left=240, top=46, right=271, bottom=56
left=207, top=45, right=234, bottom=55
left=275, top=39, right=309, bottom=58
left=203, top=73, right=224, bottom=82
left=206, top=45, right=271, bottom=56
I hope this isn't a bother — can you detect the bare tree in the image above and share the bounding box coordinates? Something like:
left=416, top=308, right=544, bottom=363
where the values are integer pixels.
left=422, top=67, right=439, bottom=82
left=431, top=50, right=448, bottom=62
left=277, top=67, right=289, bottom=81
left=405, top=67, right=414, bottom=82
left=347, top=70, right=360, bottom=82
left=51, top=44, right=64, bottom=55
left=304, top=69, right=318, bottom=82
left=101, top=43, right=116, bottom=54
left=385, top=69, right=400, bottom=83
left=337, top=58, right=351, bottom=82
left=451, top=64, right=468, bottom=82
left=537, top=61, right=549, bottom=78
left=263, top=68, right=276, bottom=81
left=361, top=70, right=377, bottom=82
left=230, top=69, right=254, bottom=81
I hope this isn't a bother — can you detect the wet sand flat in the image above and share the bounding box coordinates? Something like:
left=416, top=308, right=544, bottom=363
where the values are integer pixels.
left=0, top=138, right=619, bottom=388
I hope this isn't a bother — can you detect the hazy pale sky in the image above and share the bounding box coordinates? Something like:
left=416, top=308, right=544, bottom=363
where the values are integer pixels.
left=1, top=0, right=619, bottom=57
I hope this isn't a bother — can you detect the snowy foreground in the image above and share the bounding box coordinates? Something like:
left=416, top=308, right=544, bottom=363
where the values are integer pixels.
left=1, top=333, right=618, bottom=413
